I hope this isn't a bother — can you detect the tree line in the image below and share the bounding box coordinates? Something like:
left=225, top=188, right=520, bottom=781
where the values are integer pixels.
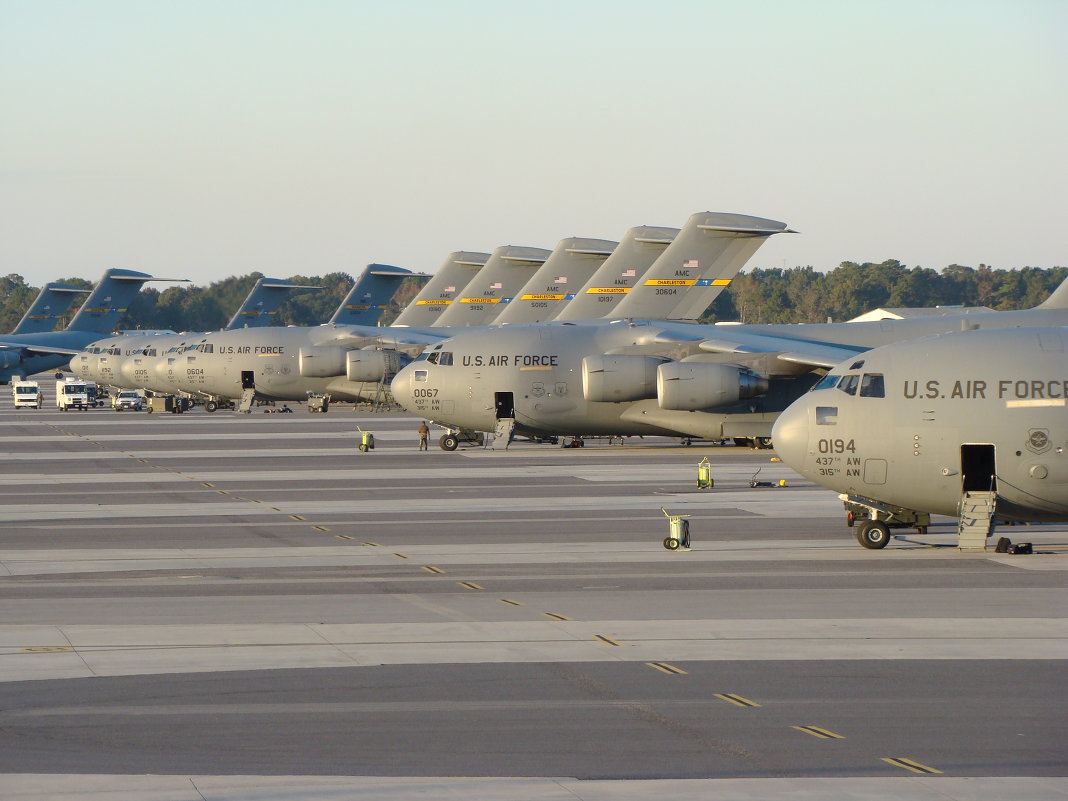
left=0, top=261, right=1063, bottom=333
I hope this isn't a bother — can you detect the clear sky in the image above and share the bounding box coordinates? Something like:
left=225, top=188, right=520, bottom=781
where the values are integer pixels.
left=2, top=0, right=1065, bottom=287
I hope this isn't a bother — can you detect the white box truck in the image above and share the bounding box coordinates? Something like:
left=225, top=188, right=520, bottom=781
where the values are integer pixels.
left=12, top=380, right=43, bottom=409
left=56, top=378, right=97, bottom=411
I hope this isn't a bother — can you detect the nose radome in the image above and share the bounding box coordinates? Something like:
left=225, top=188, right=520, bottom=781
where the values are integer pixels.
left=390, top=366, right=414, bottom=413
left=771, top=399, right=810, bottom=474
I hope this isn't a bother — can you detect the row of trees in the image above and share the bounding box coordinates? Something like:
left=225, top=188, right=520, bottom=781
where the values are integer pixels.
left=0, top=261, right=1063, bottom=332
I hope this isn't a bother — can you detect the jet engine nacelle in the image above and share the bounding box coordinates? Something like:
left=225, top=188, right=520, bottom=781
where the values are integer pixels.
left=346, top=349, right=405, bottom=383
left=299, top=346, right=347, bottom=378
left=582, top=354, right=663, bottom=403
left=656, top=361, right=768, bottom=410
left=0, top=350, right=23, bottom=370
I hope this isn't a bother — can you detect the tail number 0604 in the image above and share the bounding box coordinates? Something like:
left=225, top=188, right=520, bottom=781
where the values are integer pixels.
left=817, top=438, right=855, bottom=454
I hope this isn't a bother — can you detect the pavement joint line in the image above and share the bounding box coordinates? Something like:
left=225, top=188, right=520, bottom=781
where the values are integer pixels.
left=543, top=612, right=571, bottom=621
left=594, top=634, right=621, bottom=646
left=422, top=566, right=445, bottom=574
left=882, top=757, right=942, bottom=775
left=334, top=534, right=354, bottom=540
left=393, top=553, right=409, bottom=559
left=498, top=599, right=523, bottom=606
left=459, top=582, right=484, bottom=590
left=646, top=661, right=687, bottom=675
left=714, top=693, right=761, bottom=708
left=793, top=725, right=844, bottom=739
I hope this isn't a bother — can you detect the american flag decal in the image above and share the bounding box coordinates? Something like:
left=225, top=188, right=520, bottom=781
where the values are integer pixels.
left=489, top=282, right=502, bottom=289
left=684, top=259, right=698, bottom=269
left=622, top=269, right=636, bottom=277
left=554, top=276, right=567, bottom=284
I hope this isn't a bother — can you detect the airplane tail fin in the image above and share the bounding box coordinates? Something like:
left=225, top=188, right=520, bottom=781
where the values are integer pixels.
left=553, top=226, right=679, bottom=320
left=493, top=237, right=617, bottom=325
left=434, top=245, right=551, bottom=327
left=391, top=252, right=490, bottom=327
left=328, top=265, right=416, bottom=327
left=66, top=269, right=188, bottom=333
left=612, top=212, right=794, bottom=321
left=11, top=282, right=90, bottom=335
left=1035, top=275, right=1068, bottom=310
left=226, top=278, right=322, bottom=330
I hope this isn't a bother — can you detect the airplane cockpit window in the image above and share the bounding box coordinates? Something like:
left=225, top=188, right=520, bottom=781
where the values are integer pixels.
left=837, top=374, right=860, bottom=395
left=816, top=406, right=838, bottom=425
left=426, top=353, right=439, bottom=365
left=859, top=373, right=885, bottom=398
left=414, top=370, right=428, bottom=382
left=849, top=360, right=865, bottom=370
left=413, top=352, right=430, bottom=362
left=438, top=352, right=453, bottom=366
left=811, top=374, right=841, bottom=391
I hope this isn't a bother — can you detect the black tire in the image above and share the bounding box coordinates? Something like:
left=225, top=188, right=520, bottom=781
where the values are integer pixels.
left=205, top=401, right=218, bottom=413
left=440, top=434, right=459, bottom=451
left=663, top=537, right=680, bottom=550
left=732, top=437, right=751, bottom=447
left=856, top=520, right=891, bottom=549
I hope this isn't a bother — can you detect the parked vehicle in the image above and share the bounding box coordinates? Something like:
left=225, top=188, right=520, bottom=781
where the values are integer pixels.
left=112, top=389, right=144, bottom=411
left=56, top=378, right=99, bottom=411
left=11, top=380, right=43, bottom=409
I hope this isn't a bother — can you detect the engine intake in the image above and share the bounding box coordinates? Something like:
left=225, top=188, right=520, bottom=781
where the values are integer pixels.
left=346, top=349, right=405, bottom=383
left=657, top=361, right=768, bottom=410
left=582, top=354, right=663, bottom=403
left=298, top=346, right=347, bottom=378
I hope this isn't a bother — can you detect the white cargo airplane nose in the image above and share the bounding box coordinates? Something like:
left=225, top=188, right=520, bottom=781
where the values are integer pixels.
left=769, top=397, right=811, bottom=478
left=390, top=362, right=418, bottom=414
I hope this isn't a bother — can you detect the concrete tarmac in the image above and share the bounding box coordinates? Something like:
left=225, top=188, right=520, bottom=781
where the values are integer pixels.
left=1, top=382, right=1065, bottom=800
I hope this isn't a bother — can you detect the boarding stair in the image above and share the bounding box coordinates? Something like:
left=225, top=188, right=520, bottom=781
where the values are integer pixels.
left=492, top=417, right=515, bottom=450
left=237, top=387, right=257, bottom=414
left=957, top=490, right=997, bottom=551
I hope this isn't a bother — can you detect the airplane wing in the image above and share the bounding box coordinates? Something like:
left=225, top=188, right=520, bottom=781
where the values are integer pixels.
left=0, top=342, right=82, bottom=357
left=696, top=331, right=867, bottom=369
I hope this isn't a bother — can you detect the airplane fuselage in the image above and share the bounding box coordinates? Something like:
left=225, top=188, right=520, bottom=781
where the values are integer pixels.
left=391, top=307, right=1068, bottom=440
left=772, top=328, right=1068, bottom=521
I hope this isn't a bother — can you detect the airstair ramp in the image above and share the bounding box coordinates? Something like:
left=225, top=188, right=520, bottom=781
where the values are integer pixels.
left=237, top=388, right=257, bottom=414
left=492, top=418, right=515, bottom=450
left=958, top=490, right=997, bottom=551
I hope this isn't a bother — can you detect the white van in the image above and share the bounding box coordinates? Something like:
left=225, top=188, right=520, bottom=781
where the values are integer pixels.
left=12, top=380, right=43, bottom=409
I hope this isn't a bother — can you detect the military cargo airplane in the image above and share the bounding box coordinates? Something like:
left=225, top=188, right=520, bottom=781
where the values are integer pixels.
left=389, top=278, right=1068, bottom=448
left=119, top=212, right=791, bottom=408
left=0, top=268, right=186, bottom=383
left=771, top=327, right=1068, bottom=549
left=11, top=282, right=90, bottom=335
left=71, top=267, right=407, bottom=394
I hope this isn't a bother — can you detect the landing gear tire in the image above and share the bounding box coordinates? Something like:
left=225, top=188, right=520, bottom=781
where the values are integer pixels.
left=440, top=434, right=459, bottom=451
left=663, top=537, right=681, bottom=550
left=856, top=520, right=891, bottom=549
left=205, top=401, right=218, bottom=413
